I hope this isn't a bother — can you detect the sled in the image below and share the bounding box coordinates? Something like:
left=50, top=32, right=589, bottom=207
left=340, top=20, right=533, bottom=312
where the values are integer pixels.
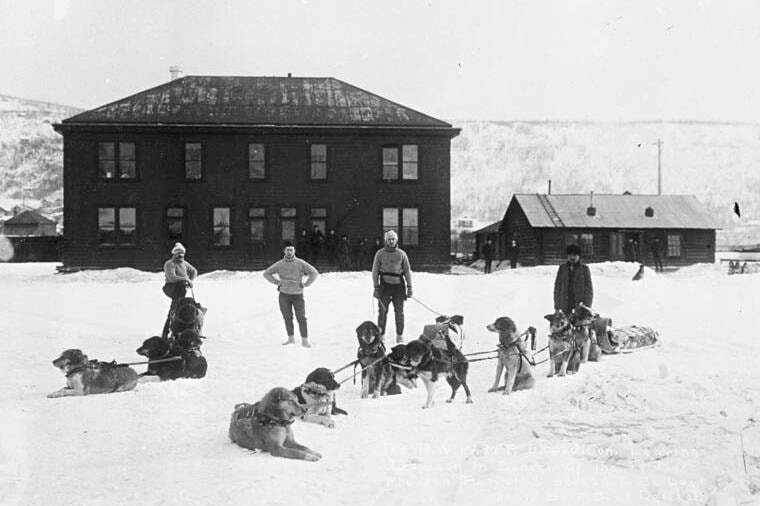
left=597, top=325, right=659, bottom=354
left=420, top=316, right=465, bottom=354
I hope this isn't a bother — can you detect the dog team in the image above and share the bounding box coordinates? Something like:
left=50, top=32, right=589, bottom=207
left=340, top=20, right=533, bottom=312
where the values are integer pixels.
left=49, top=237, right=612, bottom=462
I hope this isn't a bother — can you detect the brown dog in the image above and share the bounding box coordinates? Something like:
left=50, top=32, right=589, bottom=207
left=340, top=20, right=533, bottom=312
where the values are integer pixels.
left=486, top=317, right=535, bottom=395
left=545, top=306, right=593, bottom=377
left=355, top=320, right=386, bottom=399
left=404, top=338, right=471, bottom=408
left=48, top=349, right=138, bottom=398
left=228, top=387, right=321, bottom=461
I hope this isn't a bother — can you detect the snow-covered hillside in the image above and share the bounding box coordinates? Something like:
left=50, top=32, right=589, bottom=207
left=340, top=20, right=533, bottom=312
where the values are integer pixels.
left=1, top=261, right=758, bottom=505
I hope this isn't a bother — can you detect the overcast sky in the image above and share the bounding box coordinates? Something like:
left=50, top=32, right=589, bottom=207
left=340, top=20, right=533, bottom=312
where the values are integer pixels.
left=2, top=0, right=759, bottom=122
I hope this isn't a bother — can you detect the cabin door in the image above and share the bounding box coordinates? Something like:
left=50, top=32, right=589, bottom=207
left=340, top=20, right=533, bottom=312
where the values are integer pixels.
left=609, top=232, right=625, bottom=260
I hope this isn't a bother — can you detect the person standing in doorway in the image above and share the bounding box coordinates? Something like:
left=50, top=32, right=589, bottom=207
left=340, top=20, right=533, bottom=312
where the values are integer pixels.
left=553, top=244, right=594, bottom=314
left=161, top=242, right=198, bottom=339
left=310, top=225, right=325, bottom=265
left=481, top=238, right=495, bottom=274
left=509, top=239, right=519, bottom=269
left=651, top=238, right=664, bottom=272
left=372, top=230, right=413, bottom=344
left=263, top=241, right=319, bottom=348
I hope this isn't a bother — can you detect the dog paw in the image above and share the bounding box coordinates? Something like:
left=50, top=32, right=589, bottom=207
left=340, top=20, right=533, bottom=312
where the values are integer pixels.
left=304, top=453, right=321, bottom=462
left=487, top=387, right=499, bottom=393
left=372, top=393, right=379, bottom=399
left=445, top=398, right=453, bottom=404
left=360, top=393, right=368, bottom=399
left=465, top=397, right=473, bottom=404
left=46, top=392, right=60, bottom=398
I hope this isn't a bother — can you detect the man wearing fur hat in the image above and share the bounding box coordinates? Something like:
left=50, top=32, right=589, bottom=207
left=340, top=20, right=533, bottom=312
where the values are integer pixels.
left=161, top=242, right=198, bottom=338
left=371, top=230, right=413, bottom=344
left=553, top=243, right=593, bottom=314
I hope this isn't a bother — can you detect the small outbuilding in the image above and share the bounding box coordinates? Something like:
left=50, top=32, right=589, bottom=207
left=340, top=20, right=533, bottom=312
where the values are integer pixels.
left=500, top=193, right=720, bottom=267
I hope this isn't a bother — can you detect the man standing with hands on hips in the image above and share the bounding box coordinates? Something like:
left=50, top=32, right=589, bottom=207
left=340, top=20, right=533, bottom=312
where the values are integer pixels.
left=372, top=230, right=413, bottom=344
left=264, top=241, right=319, bottom=347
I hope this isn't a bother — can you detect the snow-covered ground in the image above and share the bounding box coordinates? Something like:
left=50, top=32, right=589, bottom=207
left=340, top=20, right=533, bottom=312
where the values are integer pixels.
left=2, top=261, right=759, bottom=506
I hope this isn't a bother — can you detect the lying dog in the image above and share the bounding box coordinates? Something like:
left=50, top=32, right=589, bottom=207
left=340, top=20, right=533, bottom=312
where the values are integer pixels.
left=292, top=367, right=346, bottom=429
left=48, top=349, right=138, bottom=398
left=355, top=321, right=387, bottom=399
left=486, top=317, right=535, bottom=395
left=228, top=387, right=321, bottom=461
left=135, top=336, right=184, bottom=380
left=380, top=343, right=418, bottom=396
left=136, top=331, right=207, bottom=380
left=405, top=338, right=472, bottom=408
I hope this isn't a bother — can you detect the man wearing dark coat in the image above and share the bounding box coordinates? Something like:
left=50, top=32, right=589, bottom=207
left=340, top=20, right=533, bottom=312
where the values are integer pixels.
left=481, top=239, right=495, bottom=274
left=553, top=244, right=594, bottom=314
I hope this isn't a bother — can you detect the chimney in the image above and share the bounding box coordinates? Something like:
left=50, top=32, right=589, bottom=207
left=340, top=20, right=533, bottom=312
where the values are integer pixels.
left=645, top=206, right=654, bottom=217
left=587, top=191, right=596, bottom=216
left=547, top=179, right=552, bottom=195
left=287, top=72, right=292, bottom=78
left=169, top=66, right=182, bottom=81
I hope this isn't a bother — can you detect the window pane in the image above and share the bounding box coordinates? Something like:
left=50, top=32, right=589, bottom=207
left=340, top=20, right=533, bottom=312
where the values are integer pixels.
left=310, top=207, right=327, bottom=218
left=383, top=208, right=398, bottom=236
left=383, top=147, right=399, bottom=180
left=581, top=233, right=594, bottom=256
left=281, top=207, right=296, bottom=218
left=249, top=143, right=265, bottom=179
left=98, top=142, right=115, bottom=178
left=185, top=143, right=202, bottom=179
left=167, top=208, right=184, bottom=240
left=402, top=145, right=418, bottom=179
left=402, top=208, right=419, bottom=245
left=311, top=162, right=327, bottom=179
left=249, top=207, right=265, bottom=218
left=98, top=207, right=115, bottom=245
left=282, top=221, right=295, bottom=241
left=667, top=235, right=681, bottom=257
left=311, top=144, right=326, bottom=161
left=118, top=142, right=136, bottom=178
left=213, top=208, right=231, bottom=246
left=250, top=220, right=265, bottom=240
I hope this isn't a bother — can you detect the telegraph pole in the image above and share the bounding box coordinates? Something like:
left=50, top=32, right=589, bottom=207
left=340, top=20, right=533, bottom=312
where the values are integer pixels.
left=654, top=139, right=664, bottom=195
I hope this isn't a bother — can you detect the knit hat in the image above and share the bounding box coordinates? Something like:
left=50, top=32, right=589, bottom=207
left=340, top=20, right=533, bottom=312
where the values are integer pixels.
left=171, top=242, right=186, bottom=254
left=566, top=244, right=581, bottom=255
left=384, top=230, right=398, bottom=244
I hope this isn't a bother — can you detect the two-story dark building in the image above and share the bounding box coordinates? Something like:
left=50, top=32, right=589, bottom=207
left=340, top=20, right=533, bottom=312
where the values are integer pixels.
left=53, top=75, right=460, bottom=271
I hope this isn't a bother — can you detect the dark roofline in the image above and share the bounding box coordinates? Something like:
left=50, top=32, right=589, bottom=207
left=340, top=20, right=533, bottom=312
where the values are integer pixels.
left=53, top=122, right=461, bottom=136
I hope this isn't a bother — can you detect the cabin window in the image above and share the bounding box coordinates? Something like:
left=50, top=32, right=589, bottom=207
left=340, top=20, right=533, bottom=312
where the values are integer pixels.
left=580, top=233, right=594, bottom=256
left=310, top=144, right=327, bottom=180
left=98, top=206, right=136, bottom=245
left=248, top=143, right=266, bottom=180
left=212, top=207, right=231, bottom=246
left=185, top=143, right=202, bottom=180
left=667, top=234, right=682, bottom=257
left=98, top=142, right=136, bottom=179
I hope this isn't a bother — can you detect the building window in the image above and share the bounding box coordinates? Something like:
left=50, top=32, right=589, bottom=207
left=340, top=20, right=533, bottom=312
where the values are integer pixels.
left=98, top=142, right=136, bottom=179
left=382, top=147, right=398, bottom=179
left=310, top=207, right=327, bottom=235
left=667, top=234, right=681, bottom=257
left=249, top=207, right=266, bottom=241
left=382, top=207, right=419, bottom=246
left=402, top=145, right=418, bottom=179
left=98, top=207, right=136, bottom=246
left=281, top=207, right=297, bottom=242
left=580, top=233, right=594, bottom=256
left=166, top=207, right=185, bottom=242
left=249, top=143, right=266, bottom=180
left=212, top=207, right=231, bottom=246
left=610, top=232, right=624, bottom=258
left=382, top=145, right=418, bottom=180
left=310, top=144, right=327, bottom=180
left=402, top=208, right=419, bottom=245
left=185, top=142, right=202, bottom=180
